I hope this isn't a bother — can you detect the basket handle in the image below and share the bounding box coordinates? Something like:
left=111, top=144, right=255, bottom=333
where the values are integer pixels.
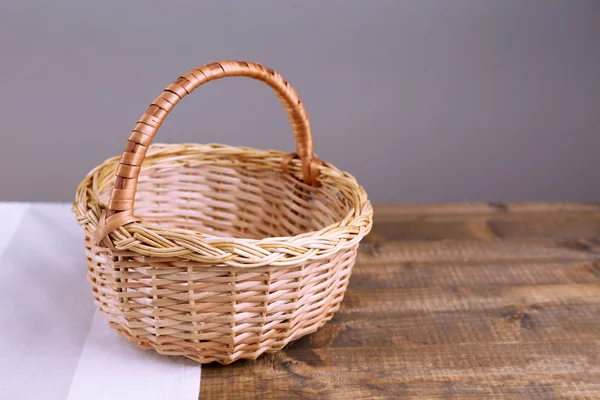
left=97, top=60, right=321, bottom=243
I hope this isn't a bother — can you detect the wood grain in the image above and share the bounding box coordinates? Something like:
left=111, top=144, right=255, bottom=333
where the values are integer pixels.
left=200, top=203, right=600, bottom=399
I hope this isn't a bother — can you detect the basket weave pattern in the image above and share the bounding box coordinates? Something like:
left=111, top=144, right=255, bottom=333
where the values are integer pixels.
left=73, top=61, right=372, bottom=364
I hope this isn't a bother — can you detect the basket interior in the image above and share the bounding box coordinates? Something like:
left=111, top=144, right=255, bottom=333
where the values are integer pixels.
left=98, top=153, right=353, bottom=240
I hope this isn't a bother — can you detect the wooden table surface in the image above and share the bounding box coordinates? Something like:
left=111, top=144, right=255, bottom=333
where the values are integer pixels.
left=200, top=203, right=600, bottom=399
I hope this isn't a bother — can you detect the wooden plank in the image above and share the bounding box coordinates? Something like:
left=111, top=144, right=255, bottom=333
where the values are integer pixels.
left=201, top=371, right=600, bottom=399
left=355, top=374, right=600, bottom=400
left=373, top=202, right=600, bottom=217
left=369, top=215, right=600, bottom=241
left=293, top=296, right=600, bottom=348
left=351, top=259, right=600, bottom=289
left=358, top=238, right=600, bottom=264
left=200, top=342, right=600, bottom=399
left=369, top=203, right=600, bottom=241
left=341, top=374, right=600, bottom=400
left=341, top=284, right=600, bottom=314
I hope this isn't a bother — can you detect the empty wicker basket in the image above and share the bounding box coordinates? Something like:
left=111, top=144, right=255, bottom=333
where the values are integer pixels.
left=73, top=60, right=373, bottom=364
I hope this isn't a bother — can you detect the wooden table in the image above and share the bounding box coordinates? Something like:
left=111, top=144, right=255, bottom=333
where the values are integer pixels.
left=200, top=203, right=600, bottom=399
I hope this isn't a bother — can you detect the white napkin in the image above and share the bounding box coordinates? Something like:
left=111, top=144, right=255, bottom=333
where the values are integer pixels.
left=0, top=203, right=201, bottom=400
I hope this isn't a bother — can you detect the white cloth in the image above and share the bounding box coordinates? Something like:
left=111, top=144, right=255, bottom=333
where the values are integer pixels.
left=0, top=203, right=201, bottom=400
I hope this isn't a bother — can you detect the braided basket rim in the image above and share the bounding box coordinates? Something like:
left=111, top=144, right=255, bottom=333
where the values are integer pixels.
left=73, top=143, right=373, bottom=268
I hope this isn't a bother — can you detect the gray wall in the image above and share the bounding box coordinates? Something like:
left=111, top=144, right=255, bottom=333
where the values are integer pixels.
left=1, top=0, right=599, bottom=204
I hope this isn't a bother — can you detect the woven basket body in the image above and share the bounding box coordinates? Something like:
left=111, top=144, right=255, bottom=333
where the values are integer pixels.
left=73, top=61, right=372, bottom=364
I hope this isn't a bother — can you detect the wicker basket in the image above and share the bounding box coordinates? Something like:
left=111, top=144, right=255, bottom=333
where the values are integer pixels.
left=73, top=60, right=373, bottom=364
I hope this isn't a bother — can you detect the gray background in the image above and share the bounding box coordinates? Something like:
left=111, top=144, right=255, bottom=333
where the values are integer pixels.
left=1, top=0, right=599, bottom=204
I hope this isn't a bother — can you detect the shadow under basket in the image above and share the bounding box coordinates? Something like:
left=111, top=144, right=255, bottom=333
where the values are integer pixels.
left=72, top=61, right=372, bottom=364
